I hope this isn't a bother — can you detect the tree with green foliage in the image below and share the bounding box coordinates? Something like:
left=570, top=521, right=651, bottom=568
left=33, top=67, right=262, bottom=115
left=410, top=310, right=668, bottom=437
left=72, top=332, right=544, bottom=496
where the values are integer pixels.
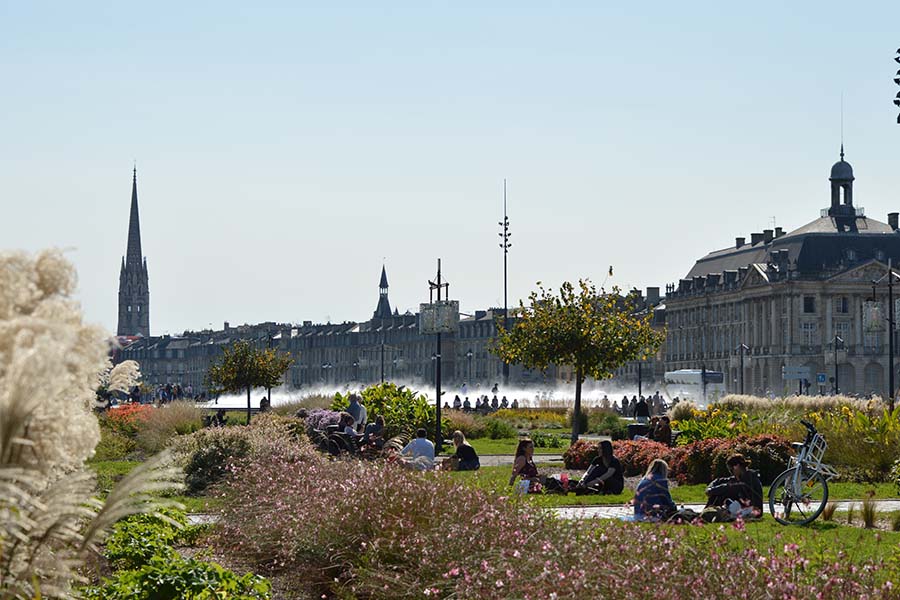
left=493, top=279, right=664, bottom=443
left=206, top=341, right=293, bottom=424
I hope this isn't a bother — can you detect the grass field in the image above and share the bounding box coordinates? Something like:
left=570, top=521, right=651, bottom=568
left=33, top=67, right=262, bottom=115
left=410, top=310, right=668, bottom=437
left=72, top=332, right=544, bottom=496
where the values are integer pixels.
left=87, top=459, right=221, bottom=513
left=466, top=437, right=567, bottom=455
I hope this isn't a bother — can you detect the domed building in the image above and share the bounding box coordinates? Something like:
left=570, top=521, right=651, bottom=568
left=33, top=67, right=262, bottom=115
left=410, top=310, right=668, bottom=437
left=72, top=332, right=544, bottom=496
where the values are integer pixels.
left=665, top=149, right=900, bottom=397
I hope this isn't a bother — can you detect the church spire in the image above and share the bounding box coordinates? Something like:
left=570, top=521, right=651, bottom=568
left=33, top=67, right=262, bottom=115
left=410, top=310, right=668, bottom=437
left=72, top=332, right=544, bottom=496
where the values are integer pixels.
left=373, top=265, right=392, bottom=319
left=125, top=167, right=143, bottom=269
left=118, top=166, right=150, bottom=337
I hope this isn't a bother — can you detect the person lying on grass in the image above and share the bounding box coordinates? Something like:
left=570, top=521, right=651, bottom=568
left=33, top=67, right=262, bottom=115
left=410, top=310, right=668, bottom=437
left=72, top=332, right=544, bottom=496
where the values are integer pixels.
left=573, top=440, right=625, bottom=496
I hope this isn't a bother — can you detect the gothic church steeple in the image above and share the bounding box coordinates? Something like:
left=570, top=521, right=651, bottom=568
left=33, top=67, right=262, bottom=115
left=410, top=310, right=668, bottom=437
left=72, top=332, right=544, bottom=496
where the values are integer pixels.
left=373, top=265, right=392, bottom=319
left=117, top=168, right=150, bottom=336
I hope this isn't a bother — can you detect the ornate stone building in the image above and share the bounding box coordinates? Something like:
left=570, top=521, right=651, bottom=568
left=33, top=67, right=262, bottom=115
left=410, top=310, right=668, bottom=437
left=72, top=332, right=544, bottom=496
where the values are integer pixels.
left=665, top=150, right=900, bottom=397
left=117, top=168, right=150, bottom=337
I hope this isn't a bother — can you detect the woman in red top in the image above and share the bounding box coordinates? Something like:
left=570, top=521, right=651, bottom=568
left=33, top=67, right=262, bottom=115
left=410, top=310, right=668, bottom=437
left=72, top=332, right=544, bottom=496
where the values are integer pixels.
left=509, top=438, right=540, bottom=490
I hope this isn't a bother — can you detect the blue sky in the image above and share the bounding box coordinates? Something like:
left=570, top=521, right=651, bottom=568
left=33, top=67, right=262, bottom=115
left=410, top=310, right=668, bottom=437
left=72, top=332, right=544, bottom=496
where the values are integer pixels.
left=2, top=2, right=899, bottom=335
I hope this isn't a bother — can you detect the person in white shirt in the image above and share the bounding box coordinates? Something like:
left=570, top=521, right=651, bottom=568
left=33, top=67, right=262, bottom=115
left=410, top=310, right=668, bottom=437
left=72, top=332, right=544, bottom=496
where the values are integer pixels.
left=400, top=428, right=435, bottom=470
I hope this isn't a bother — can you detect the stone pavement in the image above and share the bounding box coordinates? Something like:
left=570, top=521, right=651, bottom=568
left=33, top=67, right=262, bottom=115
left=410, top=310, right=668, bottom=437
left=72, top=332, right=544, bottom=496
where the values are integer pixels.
left=553, top=500, right=900, bottom=520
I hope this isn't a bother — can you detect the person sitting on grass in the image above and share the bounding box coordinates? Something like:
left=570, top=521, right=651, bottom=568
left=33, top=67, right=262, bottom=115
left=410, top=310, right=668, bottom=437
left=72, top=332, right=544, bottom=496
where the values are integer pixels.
left=633, top=459, right=677, bottom=521
left=400, top=428, right=435, bottom=471
left=442, top=430, right=480, bottom=471
left=363, top=415, right=385, bottom=448
left=654, top=416, right=673, bottom=447
left=574, top=440, right=624, bottom=495
left=705, top=453, right=763, bottom=518
left=509, top=438, right=541, bottom=492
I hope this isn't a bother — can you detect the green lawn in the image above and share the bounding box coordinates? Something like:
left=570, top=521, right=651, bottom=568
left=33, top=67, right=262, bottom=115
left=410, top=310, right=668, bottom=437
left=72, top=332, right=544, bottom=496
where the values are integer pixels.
left=466, top=437, right=568, bottom=456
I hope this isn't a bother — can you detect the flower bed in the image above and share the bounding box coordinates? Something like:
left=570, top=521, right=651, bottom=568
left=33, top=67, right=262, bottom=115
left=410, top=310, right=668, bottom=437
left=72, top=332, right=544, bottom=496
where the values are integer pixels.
left=212, top=426, right=898, bottom=599
left=563, top=434, right=793, bottom=485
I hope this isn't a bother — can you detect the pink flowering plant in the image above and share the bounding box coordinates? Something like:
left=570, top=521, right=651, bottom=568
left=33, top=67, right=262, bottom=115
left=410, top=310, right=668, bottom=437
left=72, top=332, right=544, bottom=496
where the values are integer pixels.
left=211, top=421, right=899, bottom=599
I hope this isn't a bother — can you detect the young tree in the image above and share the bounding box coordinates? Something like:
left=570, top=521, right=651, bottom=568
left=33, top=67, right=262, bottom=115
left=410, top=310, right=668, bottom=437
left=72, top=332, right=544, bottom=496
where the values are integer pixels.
left=206, top=340, right=293, bottom=423
left=493, top=279, right=664, bottom=443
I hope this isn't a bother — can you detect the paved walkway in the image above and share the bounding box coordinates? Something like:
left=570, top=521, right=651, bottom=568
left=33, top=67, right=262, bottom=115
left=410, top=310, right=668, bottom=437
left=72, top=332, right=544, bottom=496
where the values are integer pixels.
left=553, top=500, right=900, bottom=520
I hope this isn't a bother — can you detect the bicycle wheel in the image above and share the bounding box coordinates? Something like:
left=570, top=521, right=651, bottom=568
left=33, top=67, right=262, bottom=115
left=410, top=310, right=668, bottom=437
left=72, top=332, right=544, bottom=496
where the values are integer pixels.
left=769, top=467, right=829, bottom=525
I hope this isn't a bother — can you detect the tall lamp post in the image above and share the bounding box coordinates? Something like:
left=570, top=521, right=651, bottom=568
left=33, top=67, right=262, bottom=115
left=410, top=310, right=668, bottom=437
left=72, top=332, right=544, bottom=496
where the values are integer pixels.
left=738, top=343, right=749, bottom=394
left=498, top=179, right=511, bottom=387
left=872, top=258, right=896, bottom=410
left=831, top=336, right=844, bottom=395
left=466, top=349, right=473, bottom=385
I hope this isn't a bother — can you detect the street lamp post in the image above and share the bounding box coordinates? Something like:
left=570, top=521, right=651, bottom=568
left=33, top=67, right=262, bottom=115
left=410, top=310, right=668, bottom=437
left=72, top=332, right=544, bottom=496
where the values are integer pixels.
left=498, top=179, right=511, bottom=387
left=872, top=258, right=896, bottom=410
left=637, top=362, right=642, bottom=398
left=466, top=349, right=473, bottom=385
left=832, top=336, right=844, bottom=395
left=321, top=362, right=332, bottom=385
left=738, top=343, right=749, bottom=395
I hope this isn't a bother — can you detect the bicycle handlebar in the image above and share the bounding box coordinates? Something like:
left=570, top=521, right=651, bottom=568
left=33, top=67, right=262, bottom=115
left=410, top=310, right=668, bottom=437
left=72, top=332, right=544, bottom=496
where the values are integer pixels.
left=800, top=419, right=817, bottom=434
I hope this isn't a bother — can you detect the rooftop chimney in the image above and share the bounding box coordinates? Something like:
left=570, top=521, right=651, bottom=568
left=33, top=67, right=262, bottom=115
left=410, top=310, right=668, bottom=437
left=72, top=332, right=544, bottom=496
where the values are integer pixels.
left=763, top=229, right=774, bottom=243
left=750, top=232, right=764, bottom=245
left=735, top=237, right=745, bottom=248
left=889, top=213, right=899, bottom=231
left=646, top=287, right=660, bottom=305
left=775, top=226, right=784, bottom=237
left=223, top=321, right=230, bottom=331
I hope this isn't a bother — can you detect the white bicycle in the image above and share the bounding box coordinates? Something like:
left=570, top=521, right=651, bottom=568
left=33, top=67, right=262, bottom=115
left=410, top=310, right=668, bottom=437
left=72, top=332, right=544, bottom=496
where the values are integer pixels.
left=768, top=420, right=839, bottom=525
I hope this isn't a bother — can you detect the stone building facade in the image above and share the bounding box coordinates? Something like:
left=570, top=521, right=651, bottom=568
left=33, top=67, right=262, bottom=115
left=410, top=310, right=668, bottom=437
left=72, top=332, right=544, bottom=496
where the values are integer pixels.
left=119, top=267, right=556, bottom=393
left=664, top=150, right=900, bottom=397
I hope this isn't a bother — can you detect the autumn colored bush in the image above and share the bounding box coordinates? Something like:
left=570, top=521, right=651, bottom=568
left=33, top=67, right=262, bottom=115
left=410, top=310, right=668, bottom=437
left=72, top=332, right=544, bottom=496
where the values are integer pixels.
left=564, top=435, right=792, bottom=485
left=101, top=404, right=154, bottom=437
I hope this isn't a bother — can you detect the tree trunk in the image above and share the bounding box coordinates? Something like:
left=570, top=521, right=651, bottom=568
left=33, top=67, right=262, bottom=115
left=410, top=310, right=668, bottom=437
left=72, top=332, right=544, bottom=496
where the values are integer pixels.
left=246, top=385, right=252, bottom=425
left=570, top=367, right=583, bottom=444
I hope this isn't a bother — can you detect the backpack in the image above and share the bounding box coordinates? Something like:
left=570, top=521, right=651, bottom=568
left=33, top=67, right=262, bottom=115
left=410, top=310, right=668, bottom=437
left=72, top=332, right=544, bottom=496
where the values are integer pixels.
left=701, top=506, right=735, bottom=523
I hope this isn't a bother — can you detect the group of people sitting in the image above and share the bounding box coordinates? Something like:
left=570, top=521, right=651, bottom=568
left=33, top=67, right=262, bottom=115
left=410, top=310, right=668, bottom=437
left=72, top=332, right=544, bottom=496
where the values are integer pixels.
left=445, top=394, right=519, bottom=413
left=397, top=428, right=481, bottom=472
left=509, top=436, right=763, bottom=523
left=633, top=415, right=673, bottom=446
left=509, top=439, right=625, bottom=496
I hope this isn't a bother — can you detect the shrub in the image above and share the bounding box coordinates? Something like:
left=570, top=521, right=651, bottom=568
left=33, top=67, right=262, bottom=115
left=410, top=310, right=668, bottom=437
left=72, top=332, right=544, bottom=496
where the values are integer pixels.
left=564, top=434, right=792, bottom=485
left=81, top=556, right=271, bottom=600
left=179, top=428, right=253, bottom=496
left=612, top=440, right=673, bottom=477
left=669, top=400, right=698, bottom=422
left=303, top=408, right=342, bottom=431
left=135, top=401, right=203, bottom=454
left=713, top=394, right=876, bottom=417
left=531, top=432, right=564, bottom=449
left=587, top=410, right=628, bottom=440
left=103, top=511, right=187, bottom=571
left=102, top=404, right=154, bottom=437
left=563, top=439, right=600, bottom=469
left=92, top=428, right=137, bottom=461
left=332, top=382, right=443, bottom=439
left=811, top=406, right=900, bottom=481
left=483, top=417, right=517, bottom=439
left=891, top=512, right=900, bottom=532
left=493, top=408, right=568, bottom=429
left=212, top=419, right=900, bottom=600
left=443, top=410, right=487, bottom=439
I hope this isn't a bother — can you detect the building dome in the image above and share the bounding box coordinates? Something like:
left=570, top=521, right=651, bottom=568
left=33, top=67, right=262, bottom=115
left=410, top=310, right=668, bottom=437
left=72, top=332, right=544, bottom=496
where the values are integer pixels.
left=830, top=159, right=854, bottom=181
